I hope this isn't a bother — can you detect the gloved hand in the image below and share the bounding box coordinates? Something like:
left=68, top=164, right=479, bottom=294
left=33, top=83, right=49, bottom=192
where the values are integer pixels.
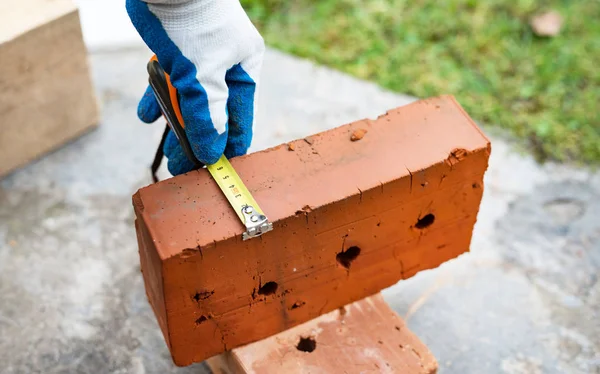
left=126, top=0, right=265, bottom=176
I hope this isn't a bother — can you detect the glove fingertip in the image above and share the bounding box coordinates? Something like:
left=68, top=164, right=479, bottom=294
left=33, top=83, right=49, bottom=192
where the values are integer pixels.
left=202, top=152, right=222, bottom=166
left=224, top=142, right=250, bottom=160
left=188, top=130, right=228, bottom=166
left=137, top=86, right=162, bottom=123
left=164, top=144, right=197, bottom=176
left=167, top=158, right=196, bottom=177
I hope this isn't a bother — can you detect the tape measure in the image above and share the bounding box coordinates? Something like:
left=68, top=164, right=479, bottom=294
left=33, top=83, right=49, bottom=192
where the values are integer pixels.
left=146, top=56, right=273, bottom=240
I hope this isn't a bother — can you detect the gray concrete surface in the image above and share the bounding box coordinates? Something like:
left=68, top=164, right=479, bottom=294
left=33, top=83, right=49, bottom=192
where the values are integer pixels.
left=1, top=46, right=598, bottom=374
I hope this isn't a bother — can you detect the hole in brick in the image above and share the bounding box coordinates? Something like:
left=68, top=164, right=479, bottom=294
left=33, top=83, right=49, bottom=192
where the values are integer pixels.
left=193, top=290, right=214, bottom=302
left=296, top=336, right=317, bottom=353
left=415, top=214, right=435, bottom=229
left=258, top=281, right=278, bottom=296
left=336, top=246, right=361, bottom=269
left=195, top=315, right=208, bottom=325
left=290, top=301, right=306, bottom=310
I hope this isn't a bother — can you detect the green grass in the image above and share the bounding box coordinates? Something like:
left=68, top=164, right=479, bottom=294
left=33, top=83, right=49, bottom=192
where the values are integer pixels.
left=241, top=0, right=600, bottom=164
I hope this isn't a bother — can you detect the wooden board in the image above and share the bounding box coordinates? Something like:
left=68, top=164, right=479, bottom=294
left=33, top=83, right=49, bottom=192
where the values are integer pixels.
left=133, top=95, right=491, bottom=366
left=206, top=293, right=438, bottom=374
left=0, top=0, right=99, bottom=178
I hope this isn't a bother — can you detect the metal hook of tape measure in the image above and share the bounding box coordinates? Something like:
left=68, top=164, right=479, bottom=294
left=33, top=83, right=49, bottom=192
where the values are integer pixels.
left=241, top=205, right=274, bottom=241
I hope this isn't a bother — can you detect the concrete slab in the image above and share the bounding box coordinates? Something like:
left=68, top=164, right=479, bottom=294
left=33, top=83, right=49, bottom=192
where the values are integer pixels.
left=1, top=46, right=598, bottom=374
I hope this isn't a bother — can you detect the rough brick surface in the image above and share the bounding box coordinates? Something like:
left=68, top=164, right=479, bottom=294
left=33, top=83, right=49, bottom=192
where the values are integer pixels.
left=132, top=95, right=491, bottom=366
left=207, top=293, right=438, bottom=374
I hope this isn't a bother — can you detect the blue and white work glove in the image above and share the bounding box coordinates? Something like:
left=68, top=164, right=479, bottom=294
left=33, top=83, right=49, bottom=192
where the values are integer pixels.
left=126, top=0, right=265, bottom=176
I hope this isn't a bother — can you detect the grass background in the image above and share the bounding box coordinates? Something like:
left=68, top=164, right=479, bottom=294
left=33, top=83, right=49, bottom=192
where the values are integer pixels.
left=241, top=0, right=600, bottom=164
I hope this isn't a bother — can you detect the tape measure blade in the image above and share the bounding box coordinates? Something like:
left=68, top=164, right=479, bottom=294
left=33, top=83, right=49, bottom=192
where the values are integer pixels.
left=207, top=155, right=264, bottom=223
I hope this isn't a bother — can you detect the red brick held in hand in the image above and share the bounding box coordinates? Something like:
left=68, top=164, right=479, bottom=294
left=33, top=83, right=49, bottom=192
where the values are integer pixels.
left=132, top=95, right=491, bottom=366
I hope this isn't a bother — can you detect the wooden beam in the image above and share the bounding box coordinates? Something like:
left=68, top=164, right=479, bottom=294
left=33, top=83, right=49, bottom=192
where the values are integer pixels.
left=206, top=293, right=438, bottom=374
left=133, top=95, right=491, bottom=366
left=0, top=0, right=99, bottom=178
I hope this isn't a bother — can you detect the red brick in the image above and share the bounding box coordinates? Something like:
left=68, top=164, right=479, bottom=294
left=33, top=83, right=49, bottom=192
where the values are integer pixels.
left=132, top=95, right=491, bottom=366
left=207, top=293, right=438, bottom=374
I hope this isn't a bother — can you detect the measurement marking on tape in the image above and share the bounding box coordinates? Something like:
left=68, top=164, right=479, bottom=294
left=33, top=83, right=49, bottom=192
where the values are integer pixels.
left=207, top=155, right=273, bottom=240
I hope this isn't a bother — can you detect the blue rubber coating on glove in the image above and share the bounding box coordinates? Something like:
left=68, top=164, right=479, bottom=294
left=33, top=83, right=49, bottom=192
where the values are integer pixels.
left=159, top=63, right=257, bottom=175
left=126, top=0, right=257, bottom=175
left=224, top=63, right=255, bottom=159
left=138, top=84, right=162, bottom=124
left=163, top=132, right=197, bottom=176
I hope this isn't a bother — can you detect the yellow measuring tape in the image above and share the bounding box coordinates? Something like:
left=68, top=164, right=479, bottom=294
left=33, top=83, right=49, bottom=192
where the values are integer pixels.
left=147, top=56, right=273, bottom=240
left=207, top=155, right=272, bottom=240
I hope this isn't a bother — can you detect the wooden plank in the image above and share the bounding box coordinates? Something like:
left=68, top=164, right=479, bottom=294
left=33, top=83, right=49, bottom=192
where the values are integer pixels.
left=206, top=293, right=438, bottom=374
left=0, top=0, right=99, bottom=178
left=132, top=95, right=491, bottom=366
